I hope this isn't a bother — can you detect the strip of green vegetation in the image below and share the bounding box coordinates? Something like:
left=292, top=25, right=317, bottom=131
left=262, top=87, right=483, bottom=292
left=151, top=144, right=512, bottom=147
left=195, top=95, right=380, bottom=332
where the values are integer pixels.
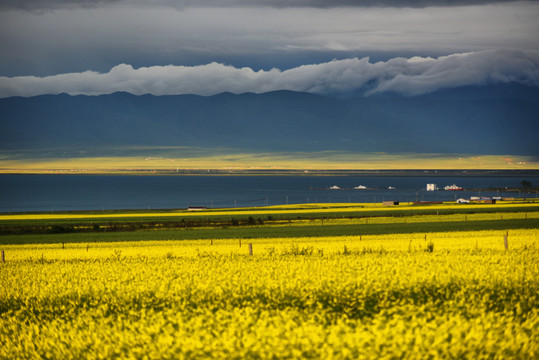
left=1, top=205, right=537, bottom=228
left=0, top=218, right=536, bottom=245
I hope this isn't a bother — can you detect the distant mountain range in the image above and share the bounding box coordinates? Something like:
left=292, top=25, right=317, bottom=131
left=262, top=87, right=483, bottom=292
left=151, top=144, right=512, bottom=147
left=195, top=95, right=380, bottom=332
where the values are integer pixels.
left=1, top=83, right=538, bottom=157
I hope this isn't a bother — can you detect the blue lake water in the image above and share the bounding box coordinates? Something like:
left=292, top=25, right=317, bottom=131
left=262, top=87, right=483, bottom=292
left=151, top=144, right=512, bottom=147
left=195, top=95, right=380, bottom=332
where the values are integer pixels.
left=0, top=175, right=536, bottom=213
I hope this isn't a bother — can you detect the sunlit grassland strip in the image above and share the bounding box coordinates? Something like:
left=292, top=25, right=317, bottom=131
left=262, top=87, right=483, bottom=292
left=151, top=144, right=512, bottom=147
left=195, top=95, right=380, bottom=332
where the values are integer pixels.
left=2, top=151, right=538, bottom=172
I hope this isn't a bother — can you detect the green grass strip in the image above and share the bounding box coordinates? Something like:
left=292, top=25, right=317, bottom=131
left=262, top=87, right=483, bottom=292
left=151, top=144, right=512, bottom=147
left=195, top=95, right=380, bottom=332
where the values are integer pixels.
left=0, top=218, right=536, bottom=245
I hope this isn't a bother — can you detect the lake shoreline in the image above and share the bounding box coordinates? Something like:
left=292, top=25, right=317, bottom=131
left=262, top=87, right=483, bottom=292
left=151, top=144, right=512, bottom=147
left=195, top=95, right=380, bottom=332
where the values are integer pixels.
left=1, top=169, right=539, bottom=177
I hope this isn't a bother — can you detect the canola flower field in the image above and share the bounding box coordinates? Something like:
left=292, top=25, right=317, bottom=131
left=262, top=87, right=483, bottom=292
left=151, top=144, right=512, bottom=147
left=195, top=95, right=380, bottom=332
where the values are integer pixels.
left=1, top=203, right=538, bottom=359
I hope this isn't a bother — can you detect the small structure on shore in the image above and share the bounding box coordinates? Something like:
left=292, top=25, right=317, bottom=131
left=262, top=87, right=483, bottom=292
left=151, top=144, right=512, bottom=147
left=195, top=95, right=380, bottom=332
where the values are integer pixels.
left=383, top=201, right=399, bottom=206
left=188, top=206, right=207, bottom=211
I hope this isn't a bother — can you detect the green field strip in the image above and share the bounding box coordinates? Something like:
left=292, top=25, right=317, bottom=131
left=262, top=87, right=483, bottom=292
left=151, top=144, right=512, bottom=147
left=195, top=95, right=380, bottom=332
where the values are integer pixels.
left=1, top=204, right=538, bottom=227
left=2, top=202, right=537, bottom=220
left=0, top=218, right=536, bottom=245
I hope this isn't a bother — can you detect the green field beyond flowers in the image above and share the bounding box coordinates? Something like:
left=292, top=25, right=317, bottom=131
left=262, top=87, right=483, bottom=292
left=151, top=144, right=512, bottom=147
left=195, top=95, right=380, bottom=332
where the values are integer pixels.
left=1, top=202, right=538, bottom=359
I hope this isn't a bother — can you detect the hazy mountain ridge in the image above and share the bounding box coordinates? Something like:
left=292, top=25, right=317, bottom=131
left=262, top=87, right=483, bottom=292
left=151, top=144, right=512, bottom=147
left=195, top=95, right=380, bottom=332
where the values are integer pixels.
left=1, top=84, right=538, bottom=157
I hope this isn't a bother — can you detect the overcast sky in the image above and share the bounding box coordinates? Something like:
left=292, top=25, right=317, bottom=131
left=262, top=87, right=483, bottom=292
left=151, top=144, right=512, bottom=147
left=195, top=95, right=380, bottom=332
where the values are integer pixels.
left=0, top=0, right=538, bottom=97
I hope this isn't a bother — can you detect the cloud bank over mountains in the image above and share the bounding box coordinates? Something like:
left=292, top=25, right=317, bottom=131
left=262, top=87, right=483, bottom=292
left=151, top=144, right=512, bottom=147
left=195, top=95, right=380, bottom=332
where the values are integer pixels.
left=1, top=50, right=537, bottom=98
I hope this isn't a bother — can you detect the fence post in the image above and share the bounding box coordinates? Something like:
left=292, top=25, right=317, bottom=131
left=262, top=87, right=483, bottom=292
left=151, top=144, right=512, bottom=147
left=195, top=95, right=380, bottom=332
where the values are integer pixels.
left=239, top=239, right=242, bottom=248
left=504, top=234, right=508, bottom=251
left=1, top=250, right=4, bottom=263
left=248, top=243, right=253, bottom=256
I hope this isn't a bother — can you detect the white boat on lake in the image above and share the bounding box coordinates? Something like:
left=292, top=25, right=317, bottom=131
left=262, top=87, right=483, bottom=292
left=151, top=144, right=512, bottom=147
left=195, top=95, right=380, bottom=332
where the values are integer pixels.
left=354, top=185, right=367, bottom=189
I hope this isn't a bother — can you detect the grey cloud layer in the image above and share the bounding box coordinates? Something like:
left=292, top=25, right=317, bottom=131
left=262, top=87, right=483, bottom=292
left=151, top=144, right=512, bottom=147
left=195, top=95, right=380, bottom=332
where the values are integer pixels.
left=2, top=4, right=537, bottom=77
left=1, top=50, right=537, bottom=98
left=2, top=0, right=538, bottom=10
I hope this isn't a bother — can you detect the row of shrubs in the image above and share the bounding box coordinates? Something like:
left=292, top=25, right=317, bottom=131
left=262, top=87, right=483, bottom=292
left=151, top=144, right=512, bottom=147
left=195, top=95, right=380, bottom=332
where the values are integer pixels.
left=0, top=216, right=274, bottom=235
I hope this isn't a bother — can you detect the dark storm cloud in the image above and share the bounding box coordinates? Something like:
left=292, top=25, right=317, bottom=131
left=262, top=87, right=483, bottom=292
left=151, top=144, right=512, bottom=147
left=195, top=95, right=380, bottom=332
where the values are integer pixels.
left=201, top=0, right=539, bottom=7
left=1, top=2, right=537, bottom=77
left=2, top=0, right=538, bottom=11
left=0, top=0, right=123, bottom=11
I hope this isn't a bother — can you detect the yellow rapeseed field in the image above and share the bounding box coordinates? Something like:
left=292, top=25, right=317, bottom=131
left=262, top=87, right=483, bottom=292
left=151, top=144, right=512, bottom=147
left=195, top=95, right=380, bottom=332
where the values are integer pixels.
left=1, top=228, right=538, bottom=359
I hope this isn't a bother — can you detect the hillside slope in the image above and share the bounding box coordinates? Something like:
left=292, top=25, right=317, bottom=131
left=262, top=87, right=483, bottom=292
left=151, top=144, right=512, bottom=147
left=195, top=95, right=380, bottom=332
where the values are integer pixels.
left=1, top=84, right=538, bottom=156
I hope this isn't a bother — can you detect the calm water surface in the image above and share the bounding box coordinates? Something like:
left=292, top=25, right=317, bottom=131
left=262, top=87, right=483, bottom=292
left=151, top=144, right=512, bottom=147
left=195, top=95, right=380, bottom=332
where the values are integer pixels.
left=0, top=175, right=536, bottom=212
